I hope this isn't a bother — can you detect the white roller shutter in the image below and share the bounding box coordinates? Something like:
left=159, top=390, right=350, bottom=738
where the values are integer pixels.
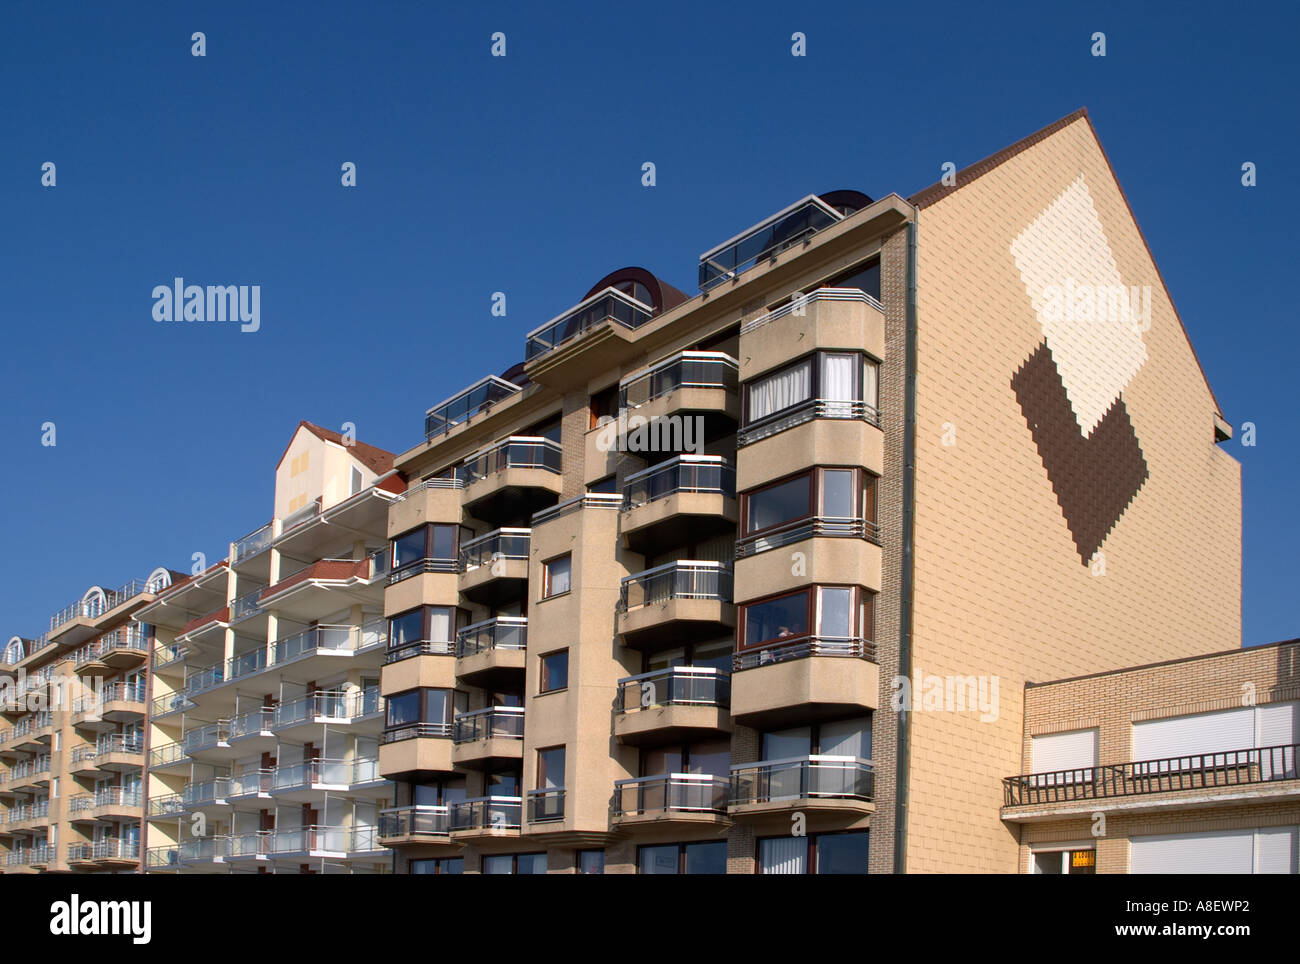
left=1132, top=708, right=1254, bottom=768
left=1257, top=701, right=1299, bottom=779
left=1131, top=829, right=1254, bottom=874
left=1255, top=828, right=1298, bottom=874
left=1031, top=729, right=1097, bottom=785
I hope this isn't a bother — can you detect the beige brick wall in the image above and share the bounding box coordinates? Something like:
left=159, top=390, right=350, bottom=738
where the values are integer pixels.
left=906, top=114, right=1242, bottom=873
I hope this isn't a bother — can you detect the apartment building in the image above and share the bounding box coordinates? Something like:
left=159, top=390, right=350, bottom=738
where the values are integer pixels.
left=1, top=574, right=173, bottom=873
left=137, top=422, right=399, bottom=874
left=374, top=108, right=1244, bottom=873
left=1004, top=638, right=1299, bottom=873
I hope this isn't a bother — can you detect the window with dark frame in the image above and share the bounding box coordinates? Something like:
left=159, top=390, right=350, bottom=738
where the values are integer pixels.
left=742, top=350, right=879, bottom=427
left=577, top=849, right=605, bottom=874
left=757, top=830, right=870, bottom=874
left=542, top=554, right=572, bottom=598
left=740, top=466, right=877, bottom=537
left=637, top=840, right=727, bottom=874
left=387, top=605, right=463, bottom=657
left=390, top=523, right=469, bottom=573
left=737, top=585, right=874, bottom=651
left=539, top=650, right=569, bottom=692
left=590, top=385, right=619, bottom=429
left=383, top=687, right=467, bottom=737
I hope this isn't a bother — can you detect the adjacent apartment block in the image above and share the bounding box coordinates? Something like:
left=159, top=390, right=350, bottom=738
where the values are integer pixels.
left=374, top=108, right=1246, bottom=874
left=1, top=574, right=173, bottom=873
left=1004, top=638, right=1298, bottom=873
left=137, top=423, right=400, bottom=874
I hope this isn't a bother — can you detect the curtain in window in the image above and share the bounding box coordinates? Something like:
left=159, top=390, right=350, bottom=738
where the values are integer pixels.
left=748, top=360, right=811, bottom=422
left=760, top=837, right=808, bottom=874
left=862, top=360, right=879, bottom=410
left=427, top=607, right=452, bottom=643
left=820, top=353, right=858, bottom=417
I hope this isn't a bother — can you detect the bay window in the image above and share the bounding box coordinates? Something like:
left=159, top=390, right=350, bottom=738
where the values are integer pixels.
left=390, top=523, right=471, bottom=577
left=387, top=606, right=464, bottom=661
left=736, top=585, right=874, bottom=664
left=739, top=467, right=876, bottom=551
left=382, top=687, right=467, bottom=741
left=742, top=350, right=880, bottom=431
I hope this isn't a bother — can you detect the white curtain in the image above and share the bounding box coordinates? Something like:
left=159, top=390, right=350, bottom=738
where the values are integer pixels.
left=748, top=360, right=811, bottom=421
left=427, top=607, right=452, bottom=643
left=760, top=837, right=807, bottom=874
left=820, top=353, right=857, bottom=416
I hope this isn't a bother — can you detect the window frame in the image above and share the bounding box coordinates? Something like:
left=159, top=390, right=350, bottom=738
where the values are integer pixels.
left=636, top=840, right=728, bottom=875
left=541, top=553, right=572, bottom=599
left=737, top=585, right=873, bottom=651
left=755, top=829, right=871, bottom=874
left=389, top=523, right=470, bottom=573
left=742, top=350, right=880, bottom=427
left=538, top=649, right=569, bottom=693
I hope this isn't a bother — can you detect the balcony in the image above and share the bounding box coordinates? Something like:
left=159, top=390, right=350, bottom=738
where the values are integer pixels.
left=385, top=637, right=455, bottom=665
left=699, top=195, right=845, bottom=292
left=151, top=690, right=193, bottom=719
left=458, top=436, right=563, bottom=526
left=70, top=745, right=100, bottom=776
left=93, top=837, right=141, bottom=866
left=526, top=788, right=565, bottom=827
left=49, top=578, right=150, bottom=645
left=1001, top=743, right=1300, bottom=822
left=182, top=720, right=232, bottom=759
left=613, top=773, right=730, bottom=827
left=149, top=740, right=189, bottom=772
left=179, top=834, right=231, bottom=868
left=176, top=605, right=229, bottom=646
left=227, top=705, right=276, bottom=753
left=524, top=287, right=655, bottom=378
left=450, top=796, right=521, bottom=838
left=136, top=562, right=228, bottom=633
left=378, top=805, right=452, bottom=845
left=100, top=627, right=151, bottom=668
left=729, top=755, right=874, bottom=821
left=730, top=636, right=878, bottom=728
left=231, top=521, right=274, bottom=579
left=379, top=723, right=454, bottom=779
left=95, top=733, right=145, bottom=770
left=272, top=688, right=380, bottom=741
left=228, top=830, right=272, bottom=862
left=182, top=777, right=231, bottom=811
left=388, top=477, right=465, bottom=545
left=274, top=483, right=399, bottom=564
left=147, top=794, right=185, bottom=818
left=228, top=767, right=273, bottom=802
left=270, top=757, right=387, bottom=803
left=258, top=558, right=379, bottom=623
left=616, top=351, right=740, bottom=447
left=614, top=667, right=732, bottom=745
left=100, top=680, right=147, bottom=722
left=458, top=528, right=530, bottom=606
left=146, top=843, right=184, bottom=870
left=455, top=616, right=526, bottom=687
left=425, top=374, right=522, bottom=441
left=452, top=707, right=525, bottom=769
left=272, top=624, right=373, bottom=676
left=616, top=561, right=735, bottom=650
left=621, top=456, right=737, bottom=555
left=93, top=785, right=143, bottom=818
left=268, top=825, right=349, bottom=859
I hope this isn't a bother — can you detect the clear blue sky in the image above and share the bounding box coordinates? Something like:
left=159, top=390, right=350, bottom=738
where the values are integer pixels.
left=2, top=1, right=1295, bottom=647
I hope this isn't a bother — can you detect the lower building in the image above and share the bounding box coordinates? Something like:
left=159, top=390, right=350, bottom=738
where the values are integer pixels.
left=1004, top=638, right=1299, bottom=873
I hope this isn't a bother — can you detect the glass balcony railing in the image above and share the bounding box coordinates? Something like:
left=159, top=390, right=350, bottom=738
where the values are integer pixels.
left=270, top=826, right=348, bottom=855
left=148, top=794, right=185, bottom=816
left=458, top=437, right=562, bottom=486
left=182, top=777, right=230, bottom=808
left=272, top=689, right=374, bottom=728
left=729, top=755, right=874, bottom=805
left=616, top=666, right=731, bottom=712
left=450, top=796, right=521, bottom=832
left=379, top=805, right=451, bottom=839
left=183, top=720, right=230, bottom=753
left=623, top=455, right=735, bottom=510
left=151, top=691, right=193, bottom=716
left=96, top=733, right=144, bottom=756
left=229, top=768, right=273, bottom=797
left=149, top=741, right=186, bottom=768
left=698, top=195, right=843, bottom=291
left=146, top=844, right=184, bottom=869
left=525, top=287, right=655, bottom=362
left=619, top=351, right=739, bottom=410
left=618, top=561, right=733, bottom=611
left=453, top=706, right=525, bottom=744
left=459, top=528, right=531, bottom=572
left=614, top=773, right=730, bottom=816
left=425, top=375, right=521, bottom=440
left=274, top=625, right=356, bottom=664
left=527, top=788, right=565, bottom=823
left=456, top=616, right=527, bottom=658
left=229, top=705, right=275, bottom=740
left=232, top=522, right=274, bottom=563
left=230, top=831, right=272, bottom=858
left=180, top=835, right=230, bottom=861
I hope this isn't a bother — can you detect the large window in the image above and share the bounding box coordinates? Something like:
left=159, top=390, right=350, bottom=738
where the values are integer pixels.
left=483, top=853, right=547, bottom=875
left=391, top=524, right=468, bottom=574
left=537, top=746, right=566, bottom=789
left=743, top=351, right=879, bottom=426
left=641, top=737, right=730, bottom=777
left=737, top=586, right=873, bottom=652
left=638, top=840, right=727, bottom=875
left=741, top=467, right=876, bottom=537
left=411, top=857, right=463, bottom=874
left=577, top=849, right=605, bottom=874
left=762, top=717, right=872, bottom=760
left=383, top=688, right=467, bottom=739
left=758, top=831, right=869, bottom=874
left=387, top=606, right=463, bottom=660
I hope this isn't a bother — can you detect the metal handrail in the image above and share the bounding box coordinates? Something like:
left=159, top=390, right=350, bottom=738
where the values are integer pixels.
left=459, top=528, right=532, bottom=571
left=729, top=755, right=875, bottom=804
left=735, top=515, right=880, bottom=557
left=616, top=666, right=731, bottom=712
left=733, top=635, right=875, bottom=671
left=740, top=286, right=882, bottom=335
left=738, top=397, right=881, bottom=447
left=619, top=351, right=739, bottom=409
left=455, top=616, right=527, bottom=658
left=623, top=455, right=735, bottom=509
left=453, top=706, right=525, bottom=743
left=618, top=561, right=733, bottom=611
left=613, top=772, right=730, bottom=815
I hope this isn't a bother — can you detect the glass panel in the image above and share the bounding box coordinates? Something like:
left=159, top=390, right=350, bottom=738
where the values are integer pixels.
left=430, top=525, right=456, bottom=561
left=538, top=748, right=565, bottom=788
left=686, top=738, right=731, bottom=776
left=747, top=359, right=812, bottom=422
left=516, top=853, right=547, bottom=875
left=820, top=470, right=855, bottom=518
left=393, top=530, right=426, bottom=569
left=763, top=726, right=812, bottom=759
left=829, top=261, right=880, bottom=300
left=389, top=611, right=424, bottom=647
left=482, top=855, right=513, bottom=875
left=427, top=607, right=453, bottom=642
left=1034, top=851, right=1065, bottom=874
left=442, top=857, right=464, bottom=874
left=814, top=832, right=869, bottom=874
left=759, top=837, right=808, bottom=874
left=547, top=557, right=572, bottom=596
left=742, top=590, right=810, bottom=647
left=684, top=841, right=727, bottom=874
left=542, top=652, right=568, bottom=691
left=639, top=844, right=678, bottom=875
left=578, top=850, right=605, bottom=874
left=819, top=717, right=871, bottom=759
left=386, top=692, right=419, bottom=728
left=819, top=588, right=853, bottom=638
left=746, top=475, right=810, bottom=533
left=423, top=689, right=449, bottom=725
left=642, top=748, right=683, bottom=777
left=690, top=639, right=732, bottom=672
left=646, top=648, right=686, bottom=673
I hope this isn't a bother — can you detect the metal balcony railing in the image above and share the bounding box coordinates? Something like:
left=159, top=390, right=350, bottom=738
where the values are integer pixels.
left=385, top=637, right=454, bottom=663
left=180, top=835, right=230, bottom=861
left=50, top=579, right=148, bottom=631
left=228, top=705, right=275, bottom=740
left=274, top=624, right=356, bottom=664
left=733, top=635, right=875, bottom=671
left=96, top=733, right=144, bottom=756
left=270, top=826, right=348, bottom=855
left=381, top=721, right=453, bottom=743
left=623, top=455, right=735, bottom=510
left=525, top=287, right=654, bottom=361
left=618, top=561, right=733, bottom=612
left=619, top=351, right=739, bottom=410
left=699, top=195, right=844, bottom=291
left=615, top=666, right=731, bottom=713
left=379, top=805, right=451, bottom=839
left=146, top=844, right=184, bottom=869
left=614, top=773, right=730, bottom=816
left=738, top=397, right=881, bottom=447
left=450, top=796, right=521, bottom=831
left=229, top=768, right=273, bottom=797
left=232, top=522, right=274, bottom=563
left=94, top=786, right=142, bottom=808
left=458, top=436, right=562, bottom=486
left=453, top=706, right=525, bottom=744
left=148, top=794, right=185, bottom=816
left=1002, top=743, right=1300, bottom=807
left=183, top=720, right=230, bottom=753
left=527, top=788, right=565, bottom=823
left=459, top=528, right=531, bottom=572
left=182, top=777, right=230, bottom=808
left=456, top=616, right=527, bottom=659
left=93, top=838, right=140, bottom=861
left=151, top=692, right=192, bottom=716
left=272, top=759, right=353, bottom=791
left=149, top=741, right=186, bottom=768
left=101, top=681, right=147, bottom=704
left=424, top=375, right=521, bottom=441
left=230, top=831, right=272, bottom=858
left=729, top=755, right=874, bottom=805
left=735, top=515, right=881, bottom=558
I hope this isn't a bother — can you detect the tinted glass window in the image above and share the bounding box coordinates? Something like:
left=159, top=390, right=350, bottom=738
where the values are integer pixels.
left=742, top=590, right=809, bottom=647
left=746, top=475, right=810, bottom=533
left=815, top=832, right=870, bottom=874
